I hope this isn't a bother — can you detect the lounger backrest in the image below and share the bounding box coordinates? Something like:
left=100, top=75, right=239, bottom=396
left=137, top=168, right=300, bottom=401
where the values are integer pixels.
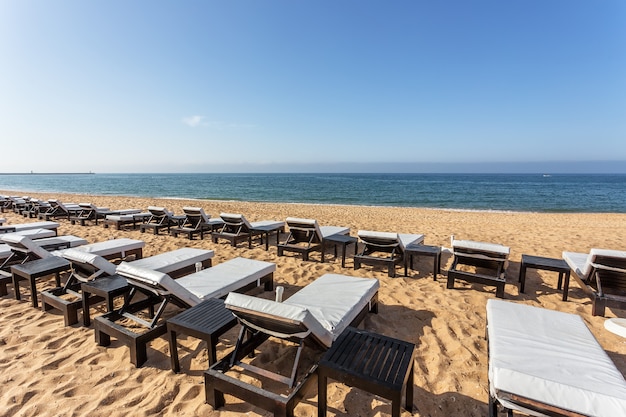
left=183, top=206, right=210, bottom=223
left=225, top=292, right=332, bottom=348
left=451, top=239, right=510, bottom=259
left=1, top=234, right=51, bottom=259
left=147, top=206, right=172, bottom=216
left=220, top=213, right=253, bottom=230
left=62, top=248, right=118, bottom=276
left=285, top=217, right=323, bottom=241
left=358, top=230, right=400, bottom=249
left=116, top=262, right=201, bottom=307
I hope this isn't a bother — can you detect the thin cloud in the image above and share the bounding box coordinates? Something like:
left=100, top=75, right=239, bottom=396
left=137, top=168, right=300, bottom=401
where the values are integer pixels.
left=182, top=115, right=207, bottom=127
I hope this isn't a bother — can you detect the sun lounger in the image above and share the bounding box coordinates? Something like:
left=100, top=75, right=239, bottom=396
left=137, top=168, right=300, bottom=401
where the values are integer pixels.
left=211, top=213, right=284, bottom=248
left=170, top=206, right=224, bottom=240
left=277, top=217, right=349, bottom=262
left=37, top=199, right=81, bottom=221
left=0, top=228, right=59, bottom=267
left=487, top=299, right=626, bottom=417
left=39, top=243, right=214, bottom=327
left=563, top=248, right=626, bottom=316
left=68, top=203, right=111, bottom=226
left=0, top=221, right=59, bottom=235
left=20, top=198, right=50, bottom=218
left=103, top=211, right=151, bottom=230
left=354, top=230, right=425, bottom=277
left=447, top=237, right=510, bottom=298
left=205, top=273, right=379, bottom=416
left=0, top=234, right=88, bottom=299
left=93, top=256, right=273, bottom=367
left=139, top=206, right=185, bottom=235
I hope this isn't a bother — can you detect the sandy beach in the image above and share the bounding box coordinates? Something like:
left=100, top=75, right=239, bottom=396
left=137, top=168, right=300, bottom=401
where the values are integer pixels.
left=1, top=191, right=625, bottom=417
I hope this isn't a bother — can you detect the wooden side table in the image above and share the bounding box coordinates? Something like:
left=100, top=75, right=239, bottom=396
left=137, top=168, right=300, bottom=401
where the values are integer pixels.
left=322, top=234, right=358, bottom=267
left=11, top=257, right=71, bottom=308
left=166, top=298, right=237, bottom=373
left=404, top=244, right=442, bottom=279
left=518, top=254, right=571, bottom=301
left=318, top=327, right=416, bottom=417
left=81, top=275, right=130, bottom=326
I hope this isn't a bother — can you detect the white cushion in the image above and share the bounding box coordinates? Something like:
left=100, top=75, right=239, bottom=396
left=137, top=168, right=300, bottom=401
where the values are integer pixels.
left=62, top=249, right=118, bottom=275
left=220, top=213, right=253, bottom=229
left=250, top=220, right=285, bottom=229
left=358, top=230, right=424, bottom=250
left=563, top=251, right=592, bottom=278
left=2, top=221, right=59, bottom=232
left=53, top=238, right=144, bottom=258
left=452, top=239, right=510, bottom=256
left=183, top=206, right=210, bottom=222
left=487, top=299, right=626, bottom=416
left=563, top=249, right=626, bottom=280
left=130, top=248, right=213, bottom=274
left=1, top=228, right=56, bottom=241
left=176, top=257, right=275, bottom=300
left=226, top=273, right=379, bottom=348
left=119, top=257, right=275, bottom=307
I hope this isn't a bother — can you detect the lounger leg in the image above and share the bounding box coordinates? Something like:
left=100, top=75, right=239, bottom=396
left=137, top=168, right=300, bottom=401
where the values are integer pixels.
left=446, top=274, right=455, bottom=289
left=96, top=329, right=111, bottom=346
left=592, top=298, right=606, bottom=317
left=405, top=363, right=414, bottom=412
left=495, top=283, right=505, bottom=299
left=488, top=395, right=497, bottom=417
left=169, top=329, right=180, bottom=373
left=205, top=386, right=225, bottom=409
left=130, top=340, right=147, bottom=367
left=318, top=373, right=327, bottom=417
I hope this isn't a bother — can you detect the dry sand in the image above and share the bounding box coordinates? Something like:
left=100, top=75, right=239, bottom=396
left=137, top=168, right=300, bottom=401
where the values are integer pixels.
left=1, top=191, right=625, bottom=417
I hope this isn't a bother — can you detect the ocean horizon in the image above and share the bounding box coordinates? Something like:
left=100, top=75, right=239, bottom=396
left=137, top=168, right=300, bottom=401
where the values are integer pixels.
left=1, top=172, right=625, bottom=213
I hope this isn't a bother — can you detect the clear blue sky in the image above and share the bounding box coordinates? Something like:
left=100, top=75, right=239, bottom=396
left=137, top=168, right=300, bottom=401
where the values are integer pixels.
left=1, top=1, right=625, bottom=173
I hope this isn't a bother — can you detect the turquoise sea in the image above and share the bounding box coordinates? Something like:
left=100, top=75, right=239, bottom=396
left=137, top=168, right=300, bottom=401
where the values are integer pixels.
left=0, top=173, right=625, bottom=213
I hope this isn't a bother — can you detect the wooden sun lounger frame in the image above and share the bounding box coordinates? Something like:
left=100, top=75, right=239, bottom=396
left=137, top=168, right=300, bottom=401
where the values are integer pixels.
left=570, top=255, right=626, bottom=317
left=139, top=208, right=181, bottom=235
left=40, top=246, right=145, bottom=326
left=447, top=247, right=508, bottom=298
left=204, top=292, right=379, bottom=417
left=211, top=215, right=266, bottom=248
left=38, top=200, right=80, bottom=221
left=170, top=208, right=220, bottom=240
left=354, top=236, right=404, bottom=278
left=94, top=261, right=273, bottom=367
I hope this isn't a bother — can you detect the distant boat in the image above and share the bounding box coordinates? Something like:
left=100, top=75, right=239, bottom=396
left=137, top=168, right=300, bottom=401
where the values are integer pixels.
left=542, top=174, right=551, bottom=177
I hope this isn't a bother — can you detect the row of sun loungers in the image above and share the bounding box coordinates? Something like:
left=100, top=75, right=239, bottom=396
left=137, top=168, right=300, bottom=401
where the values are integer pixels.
left=1, top=202, right=626, bottom=416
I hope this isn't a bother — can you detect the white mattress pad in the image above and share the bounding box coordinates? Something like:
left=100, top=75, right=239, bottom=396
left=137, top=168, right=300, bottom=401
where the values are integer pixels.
left=129, top=248, right=213, bottom=274
left=52, top=238, right=144, bottom=258
left=117, top=257, right=275, bottom=307
left=487, top=299, right=626, bottom=416
left=226, top=274, right=379, bottom=348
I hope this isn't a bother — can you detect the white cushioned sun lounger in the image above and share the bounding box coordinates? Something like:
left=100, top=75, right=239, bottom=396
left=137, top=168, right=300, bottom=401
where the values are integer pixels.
left=93, top=254, right=269, bottom=367
left=40, top=247, right=214, bottom=326
left=212, top=213, right=285, bottom=248
left=170, top=206, right=224, bottom=240
left=206, top=273, right=379, bottom=415
left=116, top=256, right=275, bottom=308
left=51, top=238, right=145, bottom=260
left=277, top=217, right=349, bottom=261
left=0, top=221, right=60, bottom=235
left=447, top=238, right=510, bottom=298
left=355, top=230, right=425, bottom=277
left=0, top=229, right=58, bottom=261
left=487, top=299, right=626, bottom=417
left=563, top=248, right=626, bottom=316
left=2, top=234, right=88, bottom=261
